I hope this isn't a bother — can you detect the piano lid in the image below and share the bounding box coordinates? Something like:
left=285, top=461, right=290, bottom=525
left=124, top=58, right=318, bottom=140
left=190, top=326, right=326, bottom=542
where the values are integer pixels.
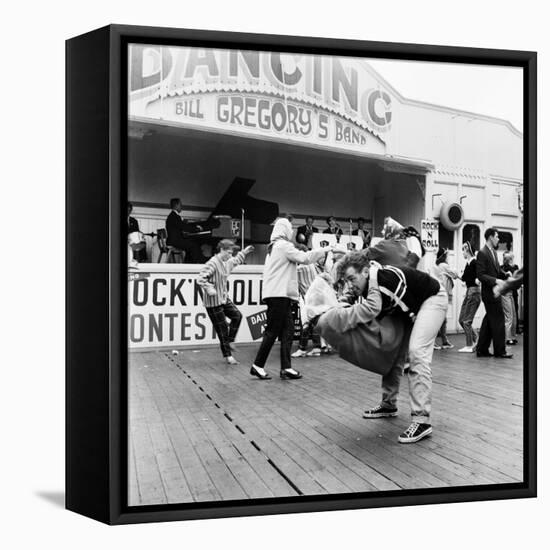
left=208, top=177, right=279, bottom=225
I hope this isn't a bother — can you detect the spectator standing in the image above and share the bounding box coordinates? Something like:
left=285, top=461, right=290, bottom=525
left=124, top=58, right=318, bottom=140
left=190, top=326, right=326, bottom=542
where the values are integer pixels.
left=476, top=227, right=512, bottom=358
left=457, top=242, right=481, bottom=352
left=501, top=251, right=519, bottom=345
left=431, top=248, right=459, bottom=350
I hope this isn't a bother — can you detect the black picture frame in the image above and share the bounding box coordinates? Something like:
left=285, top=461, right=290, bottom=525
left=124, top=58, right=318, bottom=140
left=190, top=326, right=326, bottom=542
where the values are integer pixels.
left=66, top=24, right=537, bottom=525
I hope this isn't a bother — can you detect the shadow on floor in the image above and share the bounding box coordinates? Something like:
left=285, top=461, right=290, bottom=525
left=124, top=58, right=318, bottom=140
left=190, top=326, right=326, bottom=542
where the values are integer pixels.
left=35, top=491, right=65, bottom=509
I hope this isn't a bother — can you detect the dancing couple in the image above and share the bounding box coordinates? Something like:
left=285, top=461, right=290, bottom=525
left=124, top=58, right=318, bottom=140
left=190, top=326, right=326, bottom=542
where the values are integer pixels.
left=303, top=249, right=447, bottom=444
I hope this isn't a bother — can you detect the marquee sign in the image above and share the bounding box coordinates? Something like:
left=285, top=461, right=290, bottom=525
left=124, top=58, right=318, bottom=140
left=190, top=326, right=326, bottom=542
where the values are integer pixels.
left=129, top=45, right=394, bottom=155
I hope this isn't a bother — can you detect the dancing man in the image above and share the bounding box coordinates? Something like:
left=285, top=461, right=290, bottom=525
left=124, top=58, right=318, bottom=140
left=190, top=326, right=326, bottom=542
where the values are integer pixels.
left=338, top=251, right=447, bottom=443
left=198, top=239, right=254, bottom=365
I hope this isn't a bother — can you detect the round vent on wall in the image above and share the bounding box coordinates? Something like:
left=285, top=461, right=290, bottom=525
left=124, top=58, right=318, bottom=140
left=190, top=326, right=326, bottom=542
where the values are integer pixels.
left=439, top=201, right=465, bottom=231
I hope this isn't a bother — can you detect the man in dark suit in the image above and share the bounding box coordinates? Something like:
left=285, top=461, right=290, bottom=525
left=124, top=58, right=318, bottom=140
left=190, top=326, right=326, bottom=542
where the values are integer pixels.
left=476, top=227, right=512, bottom=358
left=323, top=216, right=343, bottom=242
left=165, top=198, right=202, bottom=263
left=295, top=216, right=318, bottom=249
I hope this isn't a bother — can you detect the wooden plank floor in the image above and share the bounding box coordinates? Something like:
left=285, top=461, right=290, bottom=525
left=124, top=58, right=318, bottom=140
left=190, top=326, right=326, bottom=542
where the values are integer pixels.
left=128, top=334, right=524, bottom=506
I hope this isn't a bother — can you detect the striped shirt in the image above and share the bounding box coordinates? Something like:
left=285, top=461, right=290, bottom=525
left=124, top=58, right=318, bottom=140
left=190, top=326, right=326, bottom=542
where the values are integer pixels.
left=297, top=263, right=322, bottom=297
left=197, top=251, right=246, bottom=308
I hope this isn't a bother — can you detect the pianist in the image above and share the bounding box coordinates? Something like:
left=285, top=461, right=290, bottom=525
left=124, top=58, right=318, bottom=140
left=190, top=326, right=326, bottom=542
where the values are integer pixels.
left=165, top=198, right=203, bottom=263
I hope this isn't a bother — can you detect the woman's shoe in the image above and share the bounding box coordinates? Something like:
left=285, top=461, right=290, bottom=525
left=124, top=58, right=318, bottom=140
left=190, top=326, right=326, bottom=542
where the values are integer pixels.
left=250, top=365, right=271, bottom=380
left=280, top=368, right=302, bottom=380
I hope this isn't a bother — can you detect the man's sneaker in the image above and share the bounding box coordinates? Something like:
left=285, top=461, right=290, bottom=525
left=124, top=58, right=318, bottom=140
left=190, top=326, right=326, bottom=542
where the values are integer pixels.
left=441, top=342, right=454, bottom=349
left=458, top=345, right=474, bottom=353
left=291, top=349, right=307, bottom=358
left=433, top=344, right=442, bottom=350
left=363, top=404, right=398, bottom=419
left=306, top=347, right=322, bottom=357
left=398, top=422, right=432, bottom=443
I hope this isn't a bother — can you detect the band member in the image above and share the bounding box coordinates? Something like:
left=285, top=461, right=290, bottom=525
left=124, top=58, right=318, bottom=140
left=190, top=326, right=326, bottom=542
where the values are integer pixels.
left=165, top=197, right=202, bottom=263
left=127, top=202, right=147, bottom=263
left=197, top=240, right=254, bottom=365
left=128, top=202, right=140, bottom=234
left=296, top=216, right=319, bottom=249
left=352, top=217, right=371, bottom=249
left=250, top=218, right=329, bottom=380
left=338, top=251, right=447, bottom=444
left=476, top=227, right=512, bottom=358
left=323, top=216, right=343, bottom=242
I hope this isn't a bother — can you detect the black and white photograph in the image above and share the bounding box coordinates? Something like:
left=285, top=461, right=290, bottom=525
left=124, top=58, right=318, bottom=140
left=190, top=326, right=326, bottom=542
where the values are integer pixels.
left=126, top=43, right=527, bottom=507
left=5, top=0, right=548, bottom=547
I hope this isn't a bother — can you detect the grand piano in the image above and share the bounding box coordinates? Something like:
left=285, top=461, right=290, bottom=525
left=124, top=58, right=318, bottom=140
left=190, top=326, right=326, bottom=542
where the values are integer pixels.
left=196, top=177, right=279, bottom=244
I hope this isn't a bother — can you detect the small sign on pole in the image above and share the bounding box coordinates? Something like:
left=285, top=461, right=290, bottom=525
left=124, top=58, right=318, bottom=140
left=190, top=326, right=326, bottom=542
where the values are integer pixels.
left=421, top=219, right=440, bottom=251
